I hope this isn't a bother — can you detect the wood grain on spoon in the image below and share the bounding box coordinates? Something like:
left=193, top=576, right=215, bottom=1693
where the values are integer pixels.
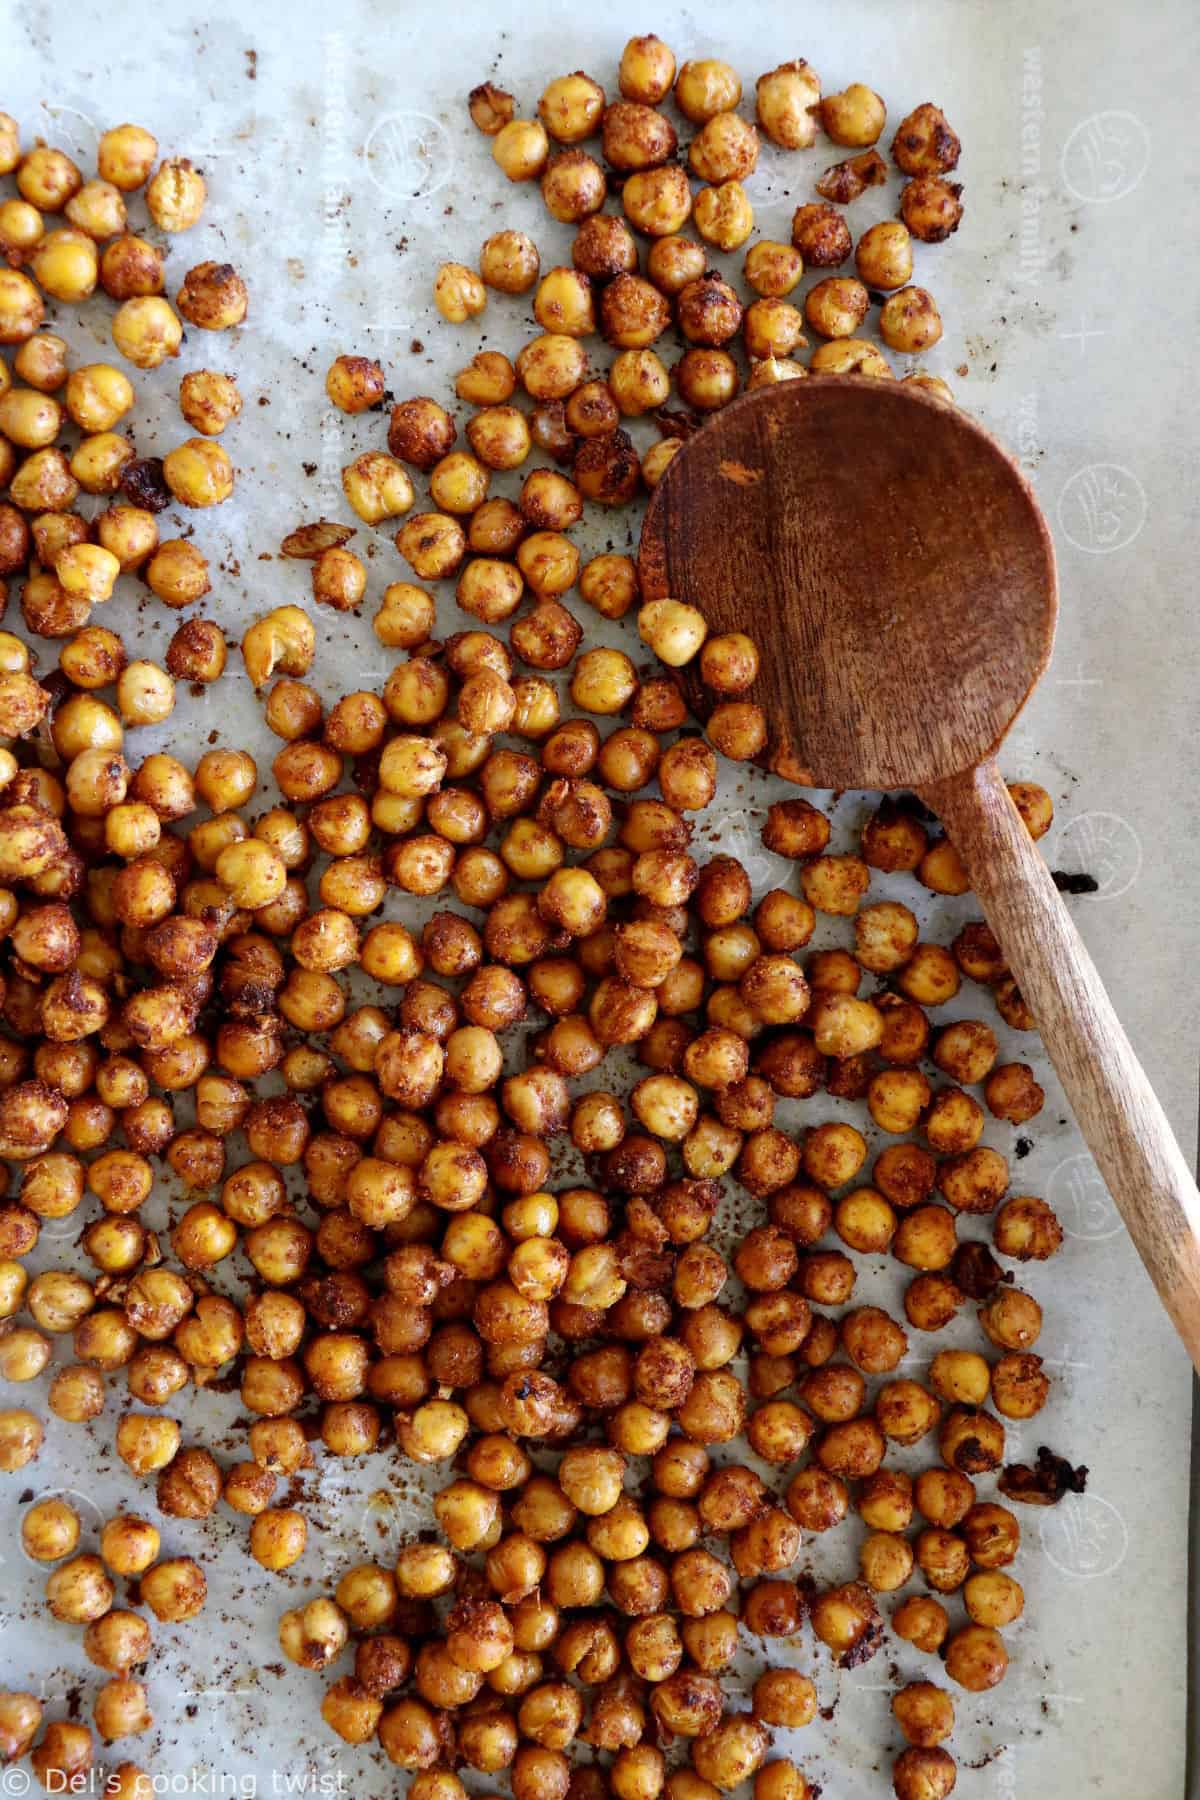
left=640, top=375, right=1200, bottom=1370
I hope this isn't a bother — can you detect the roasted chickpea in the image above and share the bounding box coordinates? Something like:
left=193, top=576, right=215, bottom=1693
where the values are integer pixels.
left=0, top=268, right=43, bottom=344
left=95, top=124, right=157, bottom=190
left=900, top=175, right=964, bottom=243
left=622, top=165, right=693, bottom=238
left=493, top=118, right=551, bottom=182
left=893, top=104, right=962, bottom=176
left=434, top=261, right=487, bottom=324
left=112, top=296, right=182, bottom=369
left=756, top=59, right=821, bottom=145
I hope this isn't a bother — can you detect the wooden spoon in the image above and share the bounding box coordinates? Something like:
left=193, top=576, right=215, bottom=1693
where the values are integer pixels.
left=639, top=373, right=1200, bottom=1369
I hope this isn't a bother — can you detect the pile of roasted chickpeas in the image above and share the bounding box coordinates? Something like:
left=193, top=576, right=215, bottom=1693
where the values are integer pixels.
left=0, top=50, right=1058, bottom=1800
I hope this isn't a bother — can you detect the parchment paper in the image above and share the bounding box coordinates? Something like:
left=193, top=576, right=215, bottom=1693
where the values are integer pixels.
left=3, top=1, right=1197, bottom=1796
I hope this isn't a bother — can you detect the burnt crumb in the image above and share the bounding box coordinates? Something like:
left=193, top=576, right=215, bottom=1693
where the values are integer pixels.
left=652, top=406, right=704, bottom=440
left=185, top=1702, right=198, bottom=1718
left=839, top=1618, right=884, bottom=1668
left=66, top=1685, right=83, bottom=1719
left=410, top=338, right=425, bottom=354
left=951, top=1240, right=1011, bottom=1301
left=999, top=1446, right=1088, bottom=1506
left=18, top=1487, right=33, bottom=1503
left=122, top=457, right=171, bottom=512
left=301, top=461, right=318, bottom=477
left=1014, top=1136, right=1034, bottom=1159
left=1052, top=869, right=1100, bottom=894
left=244, top=48, right=257, bottom=78
left=964, top=1748, right=1007, bottom=1770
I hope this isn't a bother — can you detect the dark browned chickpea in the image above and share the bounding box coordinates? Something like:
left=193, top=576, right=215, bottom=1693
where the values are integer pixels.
left=985, top=1063, right=1046, bottom=1124
left=892, top=104, right=962, bottom=176
left=900, top=175, right=964, bottom=243
left=790, top=202, right=852, bottom=269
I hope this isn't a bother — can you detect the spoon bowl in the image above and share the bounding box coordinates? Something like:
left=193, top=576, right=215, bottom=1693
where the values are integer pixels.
left=639, top=375, right=1057, bottom=790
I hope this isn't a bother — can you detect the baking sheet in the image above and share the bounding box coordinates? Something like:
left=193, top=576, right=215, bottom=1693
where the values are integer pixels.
left=3, top=0, right=1198, bottom=1794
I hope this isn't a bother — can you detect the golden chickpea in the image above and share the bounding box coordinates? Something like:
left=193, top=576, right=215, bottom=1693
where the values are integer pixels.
left=48, top=1367, right=103, bottom=1424
left=99, top=1514, right=160, bottom=1576
left=249, top=1506, right=308, bottom=1572
left=855, top=219, right=914, bottom=290
left=743, top=297, right=805, bottom=361
left=756, top=60, right=821, bottom=146
left=691, top=112, right=759, bottom=184
left=70, top=429, right=136, bottom=496
left=46, top=1552, right=114, bottom=1622
left=0, top=197, right=44, bottom=260
left=493, top=118, right=551, bottom=181
left=22, top=1495, right=81, bottom=1561
left=857, top=1529, right=913, bottom=1593
left=139, top=1555, right=206, bottom=1623
left=618, top=164, right=690, bottom=238
left=810, top=338, right=893, bottom=377
left=31, top=1721, right=95, bottom=1791
left=65, top=362, right=133, bottom=431
left=162, top=437, right=233, bottom=507
left=964, top=1569, right=1024, bottom=1628
left=944, top=1623, right=1009, bottom=1694
left=1007, top=779, right=1053, bottom=837
left=0, top=113, right=20, bottom=175
left=9, top=444, right=74, bottom=511
left=95, top=124, right=157, bottom=190
left=0, top=1407, right=43, bottom=1470
left=143, top=538, right=209, bottom=609
left=536, top=72, right=604, bottom=144
left=63, top=177, right=126, bottom=240
left=433, top=261, right=486, bottom=324
left=0, top=1690, right=42, bottom=1761
left=145, top=158, right=206, bottom=230
left=92, top=1676, right=152, bottom=1742
left=0, top=267, right=43, bottom=343
left=33, top=224, right=99, bottom=304
left=905, top=372, right=955, bottom=402
left=993, top=1193, right=1061, bottom=1260
left=0, top=384, right=60, bottom=447
left=112, top=296, right=182, bottom=368
left=805, top=276, right=870, bottom=340
left=17, top=145, right=81, bottom=211
left=14, top=329, right=68, bottom=391
left=97, top=504, right=158, bottom=571
left=0, top=1332, right=51, bottom=1382
left=99, top=232, right=164, bottom=300
left=881, top=287, right=944, bottom=353
left=616, top=33, right=674, bottom=101
left=693, top=180, right=754, bottom=252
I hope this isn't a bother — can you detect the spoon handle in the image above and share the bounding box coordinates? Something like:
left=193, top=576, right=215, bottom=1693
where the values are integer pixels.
left=921, top=758, right=1200, bottom=1371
